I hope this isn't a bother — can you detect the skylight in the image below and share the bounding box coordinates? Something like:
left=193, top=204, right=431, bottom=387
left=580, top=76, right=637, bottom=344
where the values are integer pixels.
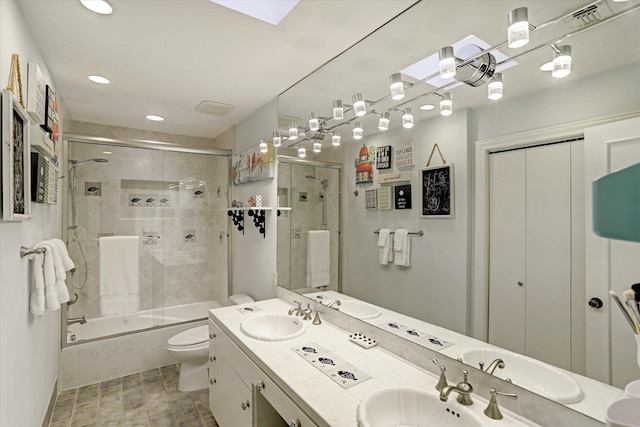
left=210, top=0, right=299, bottom=25
left=401, top=35, right=518, bottom=89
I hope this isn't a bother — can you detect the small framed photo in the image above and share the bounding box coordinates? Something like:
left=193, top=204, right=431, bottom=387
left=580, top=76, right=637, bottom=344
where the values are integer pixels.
left=420, top=164, right=454, bottom=218
left=2, top=89, right=32, bottom=220
left=365, top=189, right=377, bottom=210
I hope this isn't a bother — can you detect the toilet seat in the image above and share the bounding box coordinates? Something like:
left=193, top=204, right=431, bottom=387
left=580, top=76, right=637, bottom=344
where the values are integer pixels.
left=168, top=325, right=209, bottom=348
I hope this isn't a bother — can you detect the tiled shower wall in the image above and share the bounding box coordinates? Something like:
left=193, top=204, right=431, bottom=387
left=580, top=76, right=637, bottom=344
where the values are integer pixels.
left=67, top=141, right=229, bottom=321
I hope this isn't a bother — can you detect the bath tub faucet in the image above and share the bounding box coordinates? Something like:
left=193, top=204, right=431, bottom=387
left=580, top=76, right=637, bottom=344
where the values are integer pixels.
left=67, top=315, right=87, bottom=325
left=327, top=300, right=342, bottom=309
left=479, top=358, right=505, bottom=375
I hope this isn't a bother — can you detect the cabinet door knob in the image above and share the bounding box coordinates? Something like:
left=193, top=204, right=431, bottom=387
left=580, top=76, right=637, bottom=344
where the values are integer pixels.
left=209, top=378, right=216, bottom=385
left=517, top=281, right=523, bottom=286
left=210, top=356, right=216, bottom=362
left=240, top=401, right=250, bottom=410
left=588, top=297, right=604, bottom=309
left=254, top=381, right=265, bottom=392
left=209, top=333, right=214, bottom=339
left=289, top=420, right=301, bottom=427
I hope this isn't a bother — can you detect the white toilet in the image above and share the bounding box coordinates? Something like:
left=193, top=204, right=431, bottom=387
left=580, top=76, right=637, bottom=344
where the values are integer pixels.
left=167, top=295, right=254, bottom=391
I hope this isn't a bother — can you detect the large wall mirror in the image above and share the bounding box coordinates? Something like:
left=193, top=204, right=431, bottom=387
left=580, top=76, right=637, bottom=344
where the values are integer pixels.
left=276, top=0, right=640, bottom=422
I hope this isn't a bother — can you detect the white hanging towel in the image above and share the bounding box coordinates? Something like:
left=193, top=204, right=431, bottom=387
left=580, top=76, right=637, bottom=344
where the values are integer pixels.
left=44, top=239, right=71, bottom=304
left=99, top=236, right=140, bottom=316
left=37, top=241, right=62, bottom=310
left=307, top=230, right=331, bottom=288
left=29, top=251, right=46, bottom=315
left=393, top=229, right=411, bottom=267
left=377, top=228, right=394, bottom=265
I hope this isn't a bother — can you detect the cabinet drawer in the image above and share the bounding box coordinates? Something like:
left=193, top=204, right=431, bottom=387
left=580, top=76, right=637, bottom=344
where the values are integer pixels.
left=253, top=365, right=318, bottom=427
left=209, top=319, right=252, bottom=387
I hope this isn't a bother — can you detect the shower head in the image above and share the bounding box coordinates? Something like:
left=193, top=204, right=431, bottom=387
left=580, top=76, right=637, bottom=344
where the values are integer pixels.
left=69, top=158, right=109, bottom=168
left=305, top=175, right=328, bottom=187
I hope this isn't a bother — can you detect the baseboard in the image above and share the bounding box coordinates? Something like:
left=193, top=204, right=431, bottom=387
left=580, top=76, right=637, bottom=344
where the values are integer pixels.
left=41, top=379, right=57, bottom=427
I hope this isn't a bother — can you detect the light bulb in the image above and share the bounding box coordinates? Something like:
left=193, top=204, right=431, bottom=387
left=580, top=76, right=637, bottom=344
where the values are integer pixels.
left=332, top=100, right=344, bottom=120
left=313, top=142, right=322, bottom=153
left=378, top=112, right=390, bottom=131
left=353, top=123, right=363, bottom=140
left=420, top=104, right=435, bottom=111
left=332, top=132, right=341, bottom=146
left=440, top=93, right=453, bottom=117
left=353, top=93, right=366, bottom=117
left=552, top=45, right=572, bottom=78
left=439, top=46, right=456, bottom=79
left=289, top=122, right=298, bottom=140
left=402, top=108, right=414, bottom=129
left=488, top=73, right=503, bottom=100
left=309, top=112, right=319, bottom=132
left=389, top=73, right=405, bottom=100
left=272, top=131, right=281, bottom=147
left=507, top=7, right=529, bottom=48
left=298, top=147, right=306, bottom=158
left=259, top=139, right=268, bottom=153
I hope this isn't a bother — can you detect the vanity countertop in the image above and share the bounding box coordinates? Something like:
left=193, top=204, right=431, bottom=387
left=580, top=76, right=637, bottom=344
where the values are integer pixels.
left=209, top=298, right=539, bottom=427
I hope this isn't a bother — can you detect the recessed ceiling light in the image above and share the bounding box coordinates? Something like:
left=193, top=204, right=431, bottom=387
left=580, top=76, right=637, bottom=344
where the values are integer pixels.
left=145, top=115, right=165, bottom=122
left=539, top=61, right=554, bottom=72
left=209, top=0, right=299, bottom=25
left=80, top=0, right=115, bottom=15
left=88, top=75, right=110, bottom=84
left=102, top=151, right=112, bottom=155
left=419, top=104, right=435, bottom=111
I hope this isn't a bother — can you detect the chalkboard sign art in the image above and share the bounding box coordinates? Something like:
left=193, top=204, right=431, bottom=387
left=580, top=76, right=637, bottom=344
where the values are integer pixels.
left=377, top=186, right=392, bottom=210
left=420, top=164, right=454, bottom=218
left=365, top=189, right=377, bottom=210
left=376, top=145, right=392, bottom=170
left=394, top=184, right=412, bottom=210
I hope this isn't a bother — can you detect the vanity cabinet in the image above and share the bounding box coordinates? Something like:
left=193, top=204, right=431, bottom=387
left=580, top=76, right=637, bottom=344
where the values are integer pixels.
left=208, top=319, right=318, bottom=427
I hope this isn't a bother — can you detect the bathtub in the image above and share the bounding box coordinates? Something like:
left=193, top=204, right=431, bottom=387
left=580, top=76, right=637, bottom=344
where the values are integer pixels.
left=67, top=300, right=221, bottom=343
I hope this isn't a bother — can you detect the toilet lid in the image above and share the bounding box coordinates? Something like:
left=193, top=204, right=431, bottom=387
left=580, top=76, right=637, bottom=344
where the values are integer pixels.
left=168, top=325, right=209, bottom=347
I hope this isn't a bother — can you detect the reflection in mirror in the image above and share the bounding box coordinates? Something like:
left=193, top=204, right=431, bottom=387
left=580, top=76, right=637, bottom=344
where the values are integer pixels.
left=276, top=157, right=342, bottom=292
left=275, top=0, right=640, bottom=422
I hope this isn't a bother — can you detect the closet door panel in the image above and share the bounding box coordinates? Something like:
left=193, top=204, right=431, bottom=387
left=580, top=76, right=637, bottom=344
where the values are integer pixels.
left=489, top=150, right=526, bottom=353
left=525, top=143, right=572, bottom=370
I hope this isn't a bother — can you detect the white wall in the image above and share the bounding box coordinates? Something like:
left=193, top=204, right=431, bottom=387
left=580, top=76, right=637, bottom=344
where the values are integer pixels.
left=232, top=99, right=279, bottom=301
left=0, top=1, right=62, bottom=425
left=343, top=110, right=470, bottom=334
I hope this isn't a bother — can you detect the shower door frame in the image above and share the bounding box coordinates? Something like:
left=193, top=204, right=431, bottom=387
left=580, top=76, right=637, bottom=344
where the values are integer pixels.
left=276, top=155, right=343, bottom=293
left=61, top=134, right=232, bottom=348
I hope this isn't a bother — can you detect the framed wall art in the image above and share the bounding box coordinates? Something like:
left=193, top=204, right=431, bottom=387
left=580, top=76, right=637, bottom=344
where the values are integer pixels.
left=420, top=164, right=454, bottom=218
left=2, top=89, right=32, bottom=220
left=365, top=189, right=377, bottom=210
left=232, top=143, right=275, bottom=184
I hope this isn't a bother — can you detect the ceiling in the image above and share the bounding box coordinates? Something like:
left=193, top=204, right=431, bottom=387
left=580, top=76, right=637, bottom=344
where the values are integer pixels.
left=17, top=0, right=416, bottom=140
left=17, top=0, right=640, bottom=144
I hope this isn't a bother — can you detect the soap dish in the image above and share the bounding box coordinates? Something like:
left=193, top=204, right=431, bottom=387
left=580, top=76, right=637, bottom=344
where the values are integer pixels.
left=349, top=333, right=377, bottom=348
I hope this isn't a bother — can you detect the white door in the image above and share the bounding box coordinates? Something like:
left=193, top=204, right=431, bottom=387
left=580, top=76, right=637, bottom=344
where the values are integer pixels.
left=489, top=143, right=572, bottom=370
left=585, top=116, right=640, bottom=386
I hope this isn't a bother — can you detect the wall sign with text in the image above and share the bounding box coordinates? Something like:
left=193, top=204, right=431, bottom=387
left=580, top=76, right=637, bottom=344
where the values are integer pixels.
left=376, top=145, right=392, bottom=170
left=394, top=184, right=412, bottom=210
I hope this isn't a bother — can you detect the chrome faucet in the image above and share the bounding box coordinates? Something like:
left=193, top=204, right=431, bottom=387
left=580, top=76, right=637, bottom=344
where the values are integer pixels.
left=479, top=358, right=505, bottom=375
left=67, top=315, right=87, bottom=325
left=432, top=359, right=448, bottom=392
left=326, top=299, right=342, bottom=309
left=288, top=301, right=304, bottom=316
left=484, top=388, right=517, bottom=420
left=439, top=370, right=473, bottom=405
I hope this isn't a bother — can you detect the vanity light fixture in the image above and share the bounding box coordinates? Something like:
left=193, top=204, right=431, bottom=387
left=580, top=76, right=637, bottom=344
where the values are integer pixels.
left=332, top=100, right=344, bottom=120
left=88, top=75, right=110, bottom=84
left=507, top=7, right=529, bottom=48
left=378, top=112, right=390, bottom=131
left=272, top=131, right=282, bottom=147
left=259, top=139, right=268, bottom=153
left=420, top=104, right=435, bottom=111
left=552, top=45, right=572, bottom=79
left=289, top=122, right=299, bottom=140
left=440, top=93, right=453, bottom=116
left=298, top=147, right=306, bottom=158
left=402, top=108, right=414, bottom=128
left=487, top=73, right=503, bottom=100
left=80, top=0, right=115, bottom=15
left=313, top=142, right=322, bottom=153
left=438, top=46, right=457, bottom=79
left=389, top=73, right=405, bottom=100
left=309, top=112, right=320, bottom=132
left=332, top=131, right=341, bottom=146
left=353, top=122, right=364, bottom=140
left=352, top=93, right=367, bottom=117
left=145, top=114, right=165, bottom=122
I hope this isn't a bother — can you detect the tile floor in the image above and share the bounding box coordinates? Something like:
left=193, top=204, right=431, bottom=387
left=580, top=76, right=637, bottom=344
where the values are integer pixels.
left=49, top=364, right=218, bottom=427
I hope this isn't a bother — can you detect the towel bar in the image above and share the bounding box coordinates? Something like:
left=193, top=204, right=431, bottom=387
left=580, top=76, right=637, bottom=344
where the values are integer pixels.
left=20, top=246, right=46, bottom=258
left=374, top=229, right=424, bottom=237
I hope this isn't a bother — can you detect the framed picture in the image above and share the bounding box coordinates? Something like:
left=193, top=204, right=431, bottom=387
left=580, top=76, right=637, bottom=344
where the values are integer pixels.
left=420, top=164, right=454, bottom=218
left=365, top=189, right=377, bottom=209
left=377, top=186, right=392, bottom=210
left=394, top=184, right=412, bottom=210
left=2, top=89, right=32, bottom=220
left=376, top=145, right=392, bottom=169
left=232, top=143, right=275, bottom=184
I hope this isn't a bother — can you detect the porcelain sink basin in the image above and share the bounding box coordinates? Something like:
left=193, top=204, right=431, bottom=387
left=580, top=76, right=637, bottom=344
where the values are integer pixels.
left=459, top=347, right=583, bottom=404
left=338, top=300, right=381, bottom=320
left=240, top=313, right=306, bottom=341
left=357, top=387, right=484, bottom=427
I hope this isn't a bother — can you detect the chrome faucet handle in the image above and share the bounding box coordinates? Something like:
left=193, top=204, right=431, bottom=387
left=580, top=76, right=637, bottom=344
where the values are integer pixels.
left=303, top=303, right=313, bottom=320
left=455, top=370, right=473, bottom=406
left=432, top=359, right=448, bottom=392
left=484, top=388, right=517, bottom=420
left=312, top=308, right=324, bottom=325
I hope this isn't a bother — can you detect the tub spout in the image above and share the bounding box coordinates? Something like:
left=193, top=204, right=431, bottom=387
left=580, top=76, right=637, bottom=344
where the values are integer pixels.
left=67, top=315, right=87, bottom=325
